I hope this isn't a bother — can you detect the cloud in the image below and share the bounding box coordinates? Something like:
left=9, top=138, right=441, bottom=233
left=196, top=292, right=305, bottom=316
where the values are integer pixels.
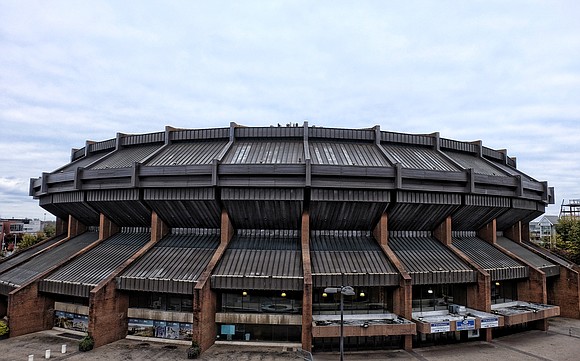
left=0, top=0, right=579, bottom=219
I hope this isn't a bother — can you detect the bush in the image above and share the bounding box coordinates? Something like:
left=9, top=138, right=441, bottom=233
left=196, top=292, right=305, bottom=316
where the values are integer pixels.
left=0, top=320, right=9, bottom=336
left=187, top=340, right=201, bottom=359
left=79, top=335, right=94, bottom=352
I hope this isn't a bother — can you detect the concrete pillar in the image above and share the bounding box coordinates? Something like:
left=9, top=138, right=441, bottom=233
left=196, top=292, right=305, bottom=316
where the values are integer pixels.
left=504, top=221, right=522, bottom=243
left=433, top=216, right=452, bottom=245
left=478, top=219, right=497, bottom=244
left=55, top=217, right=68, bottom=236
left=99, top=213, right=119, bottom=240
left=68, top=215, right=86, bottom=238
left=301, top=211, right=313, bottom=351
left=521, top=222, right=531, bottom=242
left=373, top=213, right=413, bottom=350
left=372, top=213, right=388, bottom=248
left=193, top=209, right=234, bottom=352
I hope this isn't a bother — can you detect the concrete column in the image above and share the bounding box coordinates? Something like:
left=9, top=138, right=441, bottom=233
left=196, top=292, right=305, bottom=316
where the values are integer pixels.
left=372, top=213, right=388, bottom=248
left=99, top=213, right=119, bottom=240
left=193, top=209, right=234, bottom=352
left=504, top=221, right=522, bottom=243
left=433, top=216, right=452, bottom=245
left=68, top=215, right=86, bottom=238
left=301, top=211, right=313, bottom=351
left=373, top=213, right=413, bottom=350
left=478, top=219, right=497, bottom=244
left=55, top=217, right=68, bottom=237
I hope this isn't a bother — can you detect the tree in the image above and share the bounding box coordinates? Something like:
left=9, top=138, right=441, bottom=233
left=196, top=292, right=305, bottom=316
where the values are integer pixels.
left=43, top=224, right=56, bottom=238
left=554, top=216, right=580, bottom=263
left=18, top=233, right=39, bottom=250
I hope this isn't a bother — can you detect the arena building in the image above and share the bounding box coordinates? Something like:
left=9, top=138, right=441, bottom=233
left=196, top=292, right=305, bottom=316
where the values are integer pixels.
left=1, top=123, right=578, bottom=353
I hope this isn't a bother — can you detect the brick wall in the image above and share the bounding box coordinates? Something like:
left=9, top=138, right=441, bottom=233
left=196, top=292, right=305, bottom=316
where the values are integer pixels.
left=89, top=281, right=129, bottom=347
left=7, top=282, right=54, bottom=337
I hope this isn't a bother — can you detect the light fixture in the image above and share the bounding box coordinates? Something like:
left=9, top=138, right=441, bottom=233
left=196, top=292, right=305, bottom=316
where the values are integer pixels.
left=322, top=292, right=328, bottom=298
left=359, top=291, right=365, bottom=297
left=242, top=291, right=248, bottom=296
left=281, top=292, right=287, bottom=297
left=427, top=289, right=434, bottom=294
left=495, top=282, right=500, bottom=286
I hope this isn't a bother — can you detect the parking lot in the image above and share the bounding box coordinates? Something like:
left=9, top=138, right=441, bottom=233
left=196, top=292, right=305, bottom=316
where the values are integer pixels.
left=0, top=317, right=578, bottom=360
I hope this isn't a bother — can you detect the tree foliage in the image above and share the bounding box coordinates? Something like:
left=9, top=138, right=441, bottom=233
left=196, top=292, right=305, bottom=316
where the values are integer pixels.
left=43, top=224, right=56, bottom=238
left=554, top=216, right=580, bottom=263
left=18, top=233, right=40, bottom=250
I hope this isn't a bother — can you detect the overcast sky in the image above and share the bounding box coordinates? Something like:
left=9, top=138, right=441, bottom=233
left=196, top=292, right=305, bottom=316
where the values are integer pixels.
left=1, top=1, right=579, bottom=220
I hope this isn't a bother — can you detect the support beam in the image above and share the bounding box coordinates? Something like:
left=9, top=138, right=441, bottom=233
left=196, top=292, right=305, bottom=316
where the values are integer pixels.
left=433, top=216, right=452, bottom=245
left=68, top=215, right=87, bottom=238
left=193, top=209, right=234, bottom=352
left=301, top=211, right=313, bottom=351
left=504, top=221, right=522, bottom=243
left=372, top=213, right=413, bottom=350
left=99, top=213, right=119, bottom=240
left=55, top=217, right=68, bottom=237
left=372, top=213, right=388, bottom=248
left=88, top=211, right=167, bottom=348
left=478, top=219, right=497, bottom=244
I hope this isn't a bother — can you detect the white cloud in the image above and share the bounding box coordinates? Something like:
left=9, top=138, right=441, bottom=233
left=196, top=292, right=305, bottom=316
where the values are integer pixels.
left=0, top=0, right=579, bottom=218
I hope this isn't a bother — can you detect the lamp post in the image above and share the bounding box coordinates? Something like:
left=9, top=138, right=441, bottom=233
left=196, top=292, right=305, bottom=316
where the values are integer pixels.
left=324, top=285, right=355, bottom=361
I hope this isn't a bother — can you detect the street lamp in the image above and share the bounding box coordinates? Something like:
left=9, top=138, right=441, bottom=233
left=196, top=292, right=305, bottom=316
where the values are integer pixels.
left=324, top=285, right=355, bottom=361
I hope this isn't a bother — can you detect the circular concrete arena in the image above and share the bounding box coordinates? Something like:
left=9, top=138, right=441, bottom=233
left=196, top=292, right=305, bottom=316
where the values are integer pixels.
left=5, top=123, right=575, bottom=355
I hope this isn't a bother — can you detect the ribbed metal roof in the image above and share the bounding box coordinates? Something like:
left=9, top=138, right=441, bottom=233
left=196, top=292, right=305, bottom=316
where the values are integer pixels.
left=522, top=241, right=575, bottom=268
left=39, top=232, right=151, bottom=297
left=90, top=144, right=162, bottom=169
left=452, top=234, right=528, bottom=281
left=309, top=141, right=389, bottom=166
left=55, top=150, right=113, bottom=173
left=146, top=141, right=227, bottom=166
left=0, top=234, right=67, bottom=274
left=496, top=237, right=559, bottom=277
left=389, top=232, right=476, bottom=284
left=310, top=231, right=399, bottom=287
left=117, top=230, right=220, bottom=294
left=382, top=144, right=458, bottom=171
left=0, top=232, right=99, bottom=295
left=443, top=151, right=507, bottom=176
left=211, top=230, right=303, bottom=291
left=223, top=140, right=304, bottom=164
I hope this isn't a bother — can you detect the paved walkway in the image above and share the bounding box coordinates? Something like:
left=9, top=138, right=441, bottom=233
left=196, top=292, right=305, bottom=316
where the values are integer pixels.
left=0, top=317, right=578, bottom=360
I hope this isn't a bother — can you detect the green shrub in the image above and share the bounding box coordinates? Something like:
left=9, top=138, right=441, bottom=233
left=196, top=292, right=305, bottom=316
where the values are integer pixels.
left=79, top=335, right=94, bottom=352
left=0, top=320, right=9, bottom=336
left=187, top=340, right=201, bottom=359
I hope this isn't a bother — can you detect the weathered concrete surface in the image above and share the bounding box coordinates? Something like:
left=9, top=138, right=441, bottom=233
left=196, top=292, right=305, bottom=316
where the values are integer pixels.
left=0, top=317, right=579, bottom=360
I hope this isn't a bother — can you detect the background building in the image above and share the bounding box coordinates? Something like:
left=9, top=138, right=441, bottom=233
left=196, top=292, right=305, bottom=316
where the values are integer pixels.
left=0, top=123, right=577, bottom=354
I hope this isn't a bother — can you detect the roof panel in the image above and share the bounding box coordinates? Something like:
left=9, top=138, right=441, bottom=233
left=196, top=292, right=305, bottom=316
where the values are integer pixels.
left=90, top=144, right=162, bottom=169
left=146, top=141, right=228, bottom=166
left=0, top=232, right=99, bottom=293
left=0, top=234, right=67, bottom=274
left=309, top=141, right=389, bottom=166
left=40, top=232, right=151, bottom=297
left=389, top=232, right=476, bottom=284
left=223, top=140, right=304, bottom=164
left=382, top=144, right=458, bottom=171
left=211, top=230, right=303, bottom=290
left=496, top=236, right=559, bottom=276
left=117, top=230, right=220, bottom=294
left=452, top=234, right=528, bottom=281
left=310, top=232, right=398, bottom=287
left=443, top=151, right=507, bottom=176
